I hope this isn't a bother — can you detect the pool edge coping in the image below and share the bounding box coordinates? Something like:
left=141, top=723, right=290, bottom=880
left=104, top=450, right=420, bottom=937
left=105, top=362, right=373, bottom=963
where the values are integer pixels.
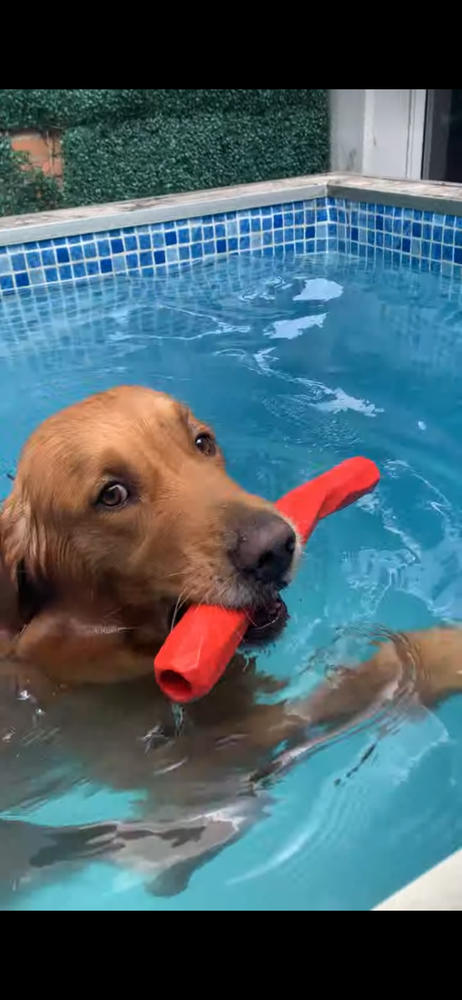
left=0, top=176, right=329, bottom=247
left=374, top=847, right=462, bottom=911
left=4, top=172, right=462, bottom=247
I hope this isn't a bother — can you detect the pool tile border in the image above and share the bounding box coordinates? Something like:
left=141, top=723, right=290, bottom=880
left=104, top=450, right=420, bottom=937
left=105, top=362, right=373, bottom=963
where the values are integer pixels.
left=0, top=198, right=331, bottom=294
left=2, top=173, right=462, bottom=294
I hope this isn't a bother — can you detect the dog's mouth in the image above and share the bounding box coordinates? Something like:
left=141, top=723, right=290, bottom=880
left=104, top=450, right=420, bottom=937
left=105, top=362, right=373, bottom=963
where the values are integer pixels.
left=242, top=595, right=289, bottom=646
left=168, top=591, right=288, bottom=647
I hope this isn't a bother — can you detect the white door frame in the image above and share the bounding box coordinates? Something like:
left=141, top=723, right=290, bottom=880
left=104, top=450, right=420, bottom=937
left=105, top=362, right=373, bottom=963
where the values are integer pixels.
left=330, top=89, right=427, bottom=180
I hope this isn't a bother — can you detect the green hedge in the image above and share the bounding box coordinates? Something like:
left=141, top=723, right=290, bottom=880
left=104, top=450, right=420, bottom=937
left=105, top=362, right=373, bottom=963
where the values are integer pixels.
left=0, top=137, right=62, bottom=216
left=62, top=104, right=328, bottom=206
left=0, top=89, right=327, bottom=130
left=0, top=90, right=329, bottom=214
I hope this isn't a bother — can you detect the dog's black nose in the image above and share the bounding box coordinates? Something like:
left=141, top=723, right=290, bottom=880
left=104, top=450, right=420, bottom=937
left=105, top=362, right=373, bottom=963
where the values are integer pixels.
left=230, top=511, right=296, bottom=586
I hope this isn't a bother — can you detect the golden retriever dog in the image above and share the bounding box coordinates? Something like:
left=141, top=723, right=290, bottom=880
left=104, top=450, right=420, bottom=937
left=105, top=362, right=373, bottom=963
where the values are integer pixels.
left=0, top=384, right=461, bottom=901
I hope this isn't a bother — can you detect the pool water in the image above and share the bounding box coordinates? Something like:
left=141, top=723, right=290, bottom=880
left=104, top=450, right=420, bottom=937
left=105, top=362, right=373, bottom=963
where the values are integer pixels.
left=1, top=251, right=462, bottom=910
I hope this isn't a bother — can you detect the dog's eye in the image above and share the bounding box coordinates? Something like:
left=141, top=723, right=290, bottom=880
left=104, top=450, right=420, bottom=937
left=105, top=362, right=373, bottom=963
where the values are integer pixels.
left=195, top=433, right=216, bottom=457
left=97, top=482, right=129, bottom=508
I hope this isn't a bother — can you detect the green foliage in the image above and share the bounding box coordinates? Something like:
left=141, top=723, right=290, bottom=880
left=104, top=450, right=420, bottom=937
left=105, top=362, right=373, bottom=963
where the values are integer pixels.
left=0, top=137, right=62, bottom=217
left=0, top=91, right=329, bottom=214
left=63, top=104, right=329, bottom=206
left=0, top=89, right=327, bottom=130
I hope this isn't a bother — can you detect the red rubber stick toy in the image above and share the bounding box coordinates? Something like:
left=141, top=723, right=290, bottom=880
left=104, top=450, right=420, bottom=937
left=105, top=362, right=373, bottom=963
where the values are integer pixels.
left=154, top=456, right=380, bottom=703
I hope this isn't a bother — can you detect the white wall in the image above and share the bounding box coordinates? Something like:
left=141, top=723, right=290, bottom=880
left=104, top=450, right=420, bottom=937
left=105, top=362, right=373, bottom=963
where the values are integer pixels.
left=330, top=90, right=427, bottom=180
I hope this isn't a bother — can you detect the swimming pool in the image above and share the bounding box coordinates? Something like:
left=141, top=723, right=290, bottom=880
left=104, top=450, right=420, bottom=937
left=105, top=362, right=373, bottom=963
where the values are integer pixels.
left=1, top=238, right=462, bottom=910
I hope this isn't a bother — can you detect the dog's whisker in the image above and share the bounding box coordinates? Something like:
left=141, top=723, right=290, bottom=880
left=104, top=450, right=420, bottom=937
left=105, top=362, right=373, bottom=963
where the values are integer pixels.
left=161, top=568, right=189, bottom=582
left=169, top=584, right=199, bottom=632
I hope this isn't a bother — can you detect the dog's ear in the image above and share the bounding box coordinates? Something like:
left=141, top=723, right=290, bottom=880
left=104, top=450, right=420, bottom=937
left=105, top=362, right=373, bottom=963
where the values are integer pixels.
left=0, top=492, right=52, bottom=623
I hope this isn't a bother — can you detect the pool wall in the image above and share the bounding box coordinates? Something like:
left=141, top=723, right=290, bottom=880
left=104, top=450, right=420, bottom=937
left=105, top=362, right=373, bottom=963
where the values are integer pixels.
left=2, top=174, right=462, bottom=297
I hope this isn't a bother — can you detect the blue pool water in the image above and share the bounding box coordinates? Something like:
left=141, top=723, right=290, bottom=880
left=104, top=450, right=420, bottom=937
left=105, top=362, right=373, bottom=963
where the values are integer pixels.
left=1, top=251, right=462, bottom=909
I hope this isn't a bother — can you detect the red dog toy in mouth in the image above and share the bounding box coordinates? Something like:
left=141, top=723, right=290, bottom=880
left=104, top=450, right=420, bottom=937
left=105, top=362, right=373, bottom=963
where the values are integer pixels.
left=154, top=456, right=380, bottom=703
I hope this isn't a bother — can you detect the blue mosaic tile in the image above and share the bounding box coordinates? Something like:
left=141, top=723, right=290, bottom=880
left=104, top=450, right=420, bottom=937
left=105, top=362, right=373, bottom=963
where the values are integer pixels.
left=30, top=269, right=45, bottom=285
left=2, top=193, right=462, bottom=297
left=15, top=272, right=29, bottom=288
left=11, top=253, right=26, bottom=271
left=41, top=249, right=56, bottom=267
